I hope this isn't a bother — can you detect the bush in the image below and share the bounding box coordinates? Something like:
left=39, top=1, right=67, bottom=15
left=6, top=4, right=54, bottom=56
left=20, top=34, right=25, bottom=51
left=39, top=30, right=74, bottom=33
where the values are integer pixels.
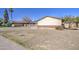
left=55, top=26, right=64, bottom=30
left=0, top=18, right=3, bottom=26
left=2, top=22, right=12, bottom=27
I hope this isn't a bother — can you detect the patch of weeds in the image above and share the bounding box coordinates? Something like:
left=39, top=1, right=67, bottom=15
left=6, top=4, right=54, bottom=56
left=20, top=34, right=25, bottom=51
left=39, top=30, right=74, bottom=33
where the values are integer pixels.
left=1, top=32, right=31, bottom=49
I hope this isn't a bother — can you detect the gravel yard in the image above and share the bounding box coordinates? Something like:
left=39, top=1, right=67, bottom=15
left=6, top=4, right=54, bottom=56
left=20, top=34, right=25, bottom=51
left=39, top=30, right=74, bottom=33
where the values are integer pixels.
left=0, top=27, right=79, bottom=50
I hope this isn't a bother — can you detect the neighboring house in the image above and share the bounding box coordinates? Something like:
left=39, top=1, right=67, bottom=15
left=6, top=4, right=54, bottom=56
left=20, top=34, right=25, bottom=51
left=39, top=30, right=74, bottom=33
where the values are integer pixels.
left=12, top=21, right=27, bottom=27
left=36, top=16, right=62, bottom=28
left=12, top=16, right=62, bottom=28
left=12, top=20, right=35, bottom=27
left=63, top=22, right=77, bottom=29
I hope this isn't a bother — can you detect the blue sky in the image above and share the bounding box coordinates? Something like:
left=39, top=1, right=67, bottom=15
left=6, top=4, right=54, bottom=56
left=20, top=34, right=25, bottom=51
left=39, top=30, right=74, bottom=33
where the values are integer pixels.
left=0, top=8, right=79, bottom=21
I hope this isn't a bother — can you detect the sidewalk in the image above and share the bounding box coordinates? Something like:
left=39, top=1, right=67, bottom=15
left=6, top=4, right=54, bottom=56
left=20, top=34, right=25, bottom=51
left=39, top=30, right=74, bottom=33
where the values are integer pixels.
left=0, top=35, right=26, bottom=50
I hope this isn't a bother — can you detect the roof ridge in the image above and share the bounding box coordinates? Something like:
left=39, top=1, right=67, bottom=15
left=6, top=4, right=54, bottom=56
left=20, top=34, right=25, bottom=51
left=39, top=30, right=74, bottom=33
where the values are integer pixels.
left=35, top=16, right=61, bottom=22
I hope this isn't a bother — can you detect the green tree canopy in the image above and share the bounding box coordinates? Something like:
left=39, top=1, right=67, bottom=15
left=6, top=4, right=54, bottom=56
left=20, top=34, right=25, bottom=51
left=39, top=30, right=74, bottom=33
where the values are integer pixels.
left=63, top=16, right=76, bottom=23
left=75, top=17, right=79, bottom=22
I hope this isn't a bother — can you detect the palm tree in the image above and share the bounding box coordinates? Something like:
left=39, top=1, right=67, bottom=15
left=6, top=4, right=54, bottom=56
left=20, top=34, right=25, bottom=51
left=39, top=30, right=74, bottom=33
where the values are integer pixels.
left=3, top=8, right=9, bottom=24
left=9, top=8, right=13, bottom=21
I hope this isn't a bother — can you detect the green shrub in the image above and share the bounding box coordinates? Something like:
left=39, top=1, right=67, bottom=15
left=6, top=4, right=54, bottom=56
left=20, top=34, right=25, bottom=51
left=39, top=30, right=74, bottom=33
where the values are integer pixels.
left=0, top=18, right=3, bottom=26
left=55, top=26, right=64, bottom=30
left=2, top=22, right=12, bottom=27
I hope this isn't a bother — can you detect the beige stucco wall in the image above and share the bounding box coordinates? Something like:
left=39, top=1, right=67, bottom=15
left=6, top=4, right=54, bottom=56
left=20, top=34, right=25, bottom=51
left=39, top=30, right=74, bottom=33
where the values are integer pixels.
left=64, top=23, right=69, bottom=28
left=37, top=17, right=62, bottom=26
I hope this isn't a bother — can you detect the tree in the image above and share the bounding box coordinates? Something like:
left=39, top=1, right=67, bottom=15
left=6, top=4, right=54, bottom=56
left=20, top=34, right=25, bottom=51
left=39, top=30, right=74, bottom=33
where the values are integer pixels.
left=62, top=16, right=70, bottom=22
left=63, top=16, right=74, bottom=28
left=0, top=18, right=3, bottom=26
left=22, top=16, right=32, bottom=23
left=9, top=8, right=13, bottom=21
left=75, top=17, right=79, bottom=27
left=3, top=9, right=9, bottom=24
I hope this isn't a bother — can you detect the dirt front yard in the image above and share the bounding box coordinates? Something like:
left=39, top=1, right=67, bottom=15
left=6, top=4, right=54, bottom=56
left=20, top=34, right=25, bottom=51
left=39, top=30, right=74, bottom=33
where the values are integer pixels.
left=0, top=27, right=79, bottom=50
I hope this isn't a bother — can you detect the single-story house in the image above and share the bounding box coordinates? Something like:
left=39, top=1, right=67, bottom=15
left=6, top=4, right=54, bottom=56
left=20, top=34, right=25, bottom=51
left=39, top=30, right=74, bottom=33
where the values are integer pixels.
left=12, top=20, right=35, bottom=27
left=36, top=16, right=62, bottom=28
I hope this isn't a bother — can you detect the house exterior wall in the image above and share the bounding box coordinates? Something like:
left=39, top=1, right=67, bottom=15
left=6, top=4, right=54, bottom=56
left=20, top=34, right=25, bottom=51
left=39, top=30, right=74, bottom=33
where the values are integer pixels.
left=12, top=23, right=26, bottom=27
left=64, top=23, right=69, bottom=29
left=64, top=22, right=77, bottom=29
left=37, top=17, right=62, bottom=27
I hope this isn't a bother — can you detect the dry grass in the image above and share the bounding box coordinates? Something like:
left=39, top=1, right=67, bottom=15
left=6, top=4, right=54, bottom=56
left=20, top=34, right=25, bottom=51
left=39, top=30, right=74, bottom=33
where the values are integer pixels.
left=0, top=27, right=79, bottom=50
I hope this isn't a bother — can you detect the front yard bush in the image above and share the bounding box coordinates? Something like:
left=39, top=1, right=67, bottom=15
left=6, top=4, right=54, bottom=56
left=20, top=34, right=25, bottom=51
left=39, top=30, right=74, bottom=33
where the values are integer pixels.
left=55, top=26, right=64, bottom=30
left=2, top=22, right=12, bottom=27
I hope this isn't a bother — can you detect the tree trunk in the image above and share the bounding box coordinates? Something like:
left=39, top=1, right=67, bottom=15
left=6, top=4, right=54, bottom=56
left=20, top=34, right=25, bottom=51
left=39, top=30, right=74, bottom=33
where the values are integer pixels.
left=76, top=22, right=78, bottom=28
left=69, top=23, right=71, bottom=29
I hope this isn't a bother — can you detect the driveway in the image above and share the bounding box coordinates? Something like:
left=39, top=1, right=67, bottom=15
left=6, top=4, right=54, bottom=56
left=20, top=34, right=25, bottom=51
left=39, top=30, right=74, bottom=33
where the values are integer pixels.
left=0, top=35, right=26, bottom=50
